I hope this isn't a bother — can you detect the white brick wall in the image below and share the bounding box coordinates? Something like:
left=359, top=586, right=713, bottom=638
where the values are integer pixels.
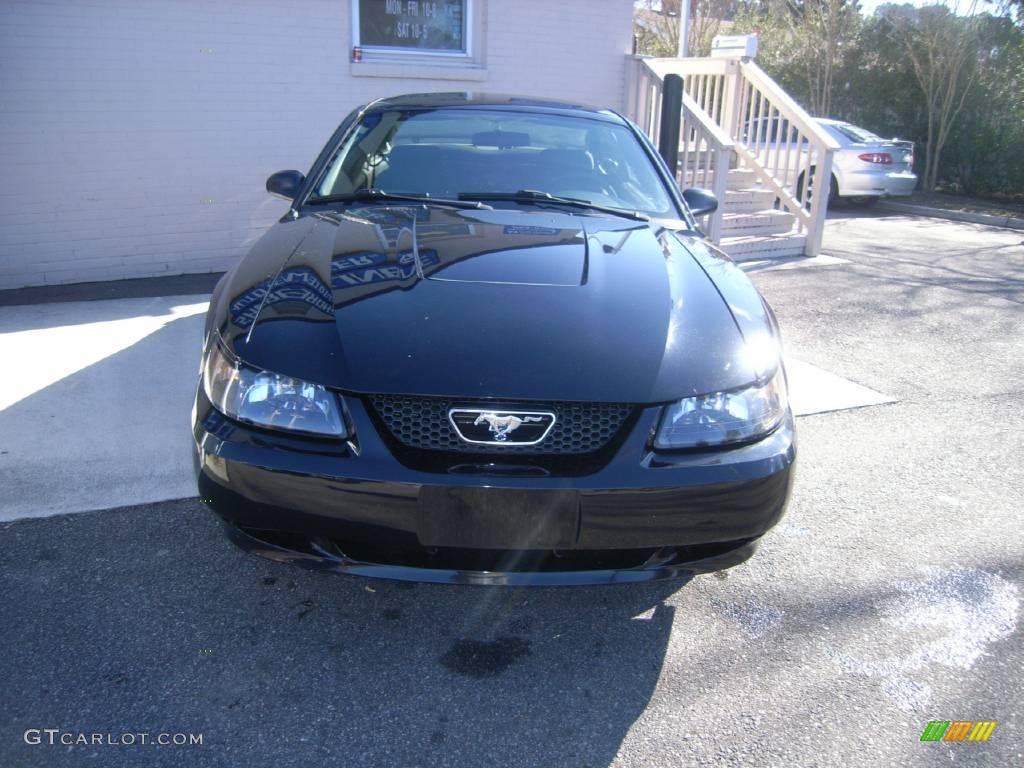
left=0, top=0, right=634, bottom=289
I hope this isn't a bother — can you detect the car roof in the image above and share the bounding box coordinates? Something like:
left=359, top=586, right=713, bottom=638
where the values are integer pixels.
left=367, top=92, right=624, bottom=123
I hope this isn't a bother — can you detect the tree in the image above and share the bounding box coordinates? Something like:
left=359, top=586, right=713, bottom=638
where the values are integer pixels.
left=634, top=0, right=736, bottom=58
left=780, top=0, right=862, bottom=116
left=634, top=0, right=681, bottom=57
left=642, top=0, right=1024, bottom=196
left=993, top=0, right=1024, bottom=21
left=689, top=0, right=737, bottom=56
left=733, top=0, right=862, bottom=116
left=883, top=2, right=984, bottom=190
left=943, top=13, right=1024, bottom=194
left=829, top=12, right=922, bottom=132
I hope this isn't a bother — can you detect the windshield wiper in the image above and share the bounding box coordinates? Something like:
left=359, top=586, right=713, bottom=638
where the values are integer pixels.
left=456, top=190, right=649, bottom=221
left=306, top=188, right=491, bottom=210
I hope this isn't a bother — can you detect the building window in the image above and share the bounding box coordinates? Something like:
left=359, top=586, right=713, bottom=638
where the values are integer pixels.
left=353, top=0, right=471, bottom=58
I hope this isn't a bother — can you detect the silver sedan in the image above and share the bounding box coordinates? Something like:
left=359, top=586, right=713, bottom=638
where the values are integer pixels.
left=744, top=116, right=918, bottom=206
left=816, top=119, right=917, bottom=205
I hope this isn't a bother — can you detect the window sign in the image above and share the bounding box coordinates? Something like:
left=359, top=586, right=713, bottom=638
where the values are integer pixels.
left=356, top=0, right=468, bottom=54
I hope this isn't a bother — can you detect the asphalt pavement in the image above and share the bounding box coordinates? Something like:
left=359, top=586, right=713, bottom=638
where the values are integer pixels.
left=1, top=210, right=1021, bottom=767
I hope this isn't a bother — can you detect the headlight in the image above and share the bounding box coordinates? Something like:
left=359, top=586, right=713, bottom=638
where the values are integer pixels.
left=201, top=341, right=348, bottom=437
left=654, top=367, right=788, bottom=450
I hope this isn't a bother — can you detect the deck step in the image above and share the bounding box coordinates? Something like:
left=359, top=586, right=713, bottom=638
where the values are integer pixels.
left=726, top=167, right=759, bottom=190
left=721, top=209, right=795, bottom=236
left=679, top=168, right=761, bottom=192
left=689, top=167, right=808, bottom=261
left=683, top=167, right=761, bottom=191
left=719, top=232, right=807, bottom=261
left=723, top=187, right=777, bottom=213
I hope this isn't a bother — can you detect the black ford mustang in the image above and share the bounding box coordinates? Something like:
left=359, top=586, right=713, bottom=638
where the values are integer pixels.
left=193, top=93, right=794, bottom=585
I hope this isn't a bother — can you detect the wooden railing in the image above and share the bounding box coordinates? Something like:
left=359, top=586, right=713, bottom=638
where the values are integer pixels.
left=624, top=55, right=840, bottom=257
left=676, top=93, right=734, bottom=242
left=624, top=57, right=733, bottom=241
left=625, top=55, right=667, bottom=149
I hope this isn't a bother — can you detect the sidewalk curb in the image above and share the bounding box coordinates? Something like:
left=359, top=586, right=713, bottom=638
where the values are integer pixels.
left=877, top=201, right=1024, bottom=230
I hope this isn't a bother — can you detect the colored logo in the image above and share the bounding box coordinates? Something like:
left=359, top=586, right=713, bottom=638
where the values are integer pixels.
left=920, top=721, right=997, bottom=742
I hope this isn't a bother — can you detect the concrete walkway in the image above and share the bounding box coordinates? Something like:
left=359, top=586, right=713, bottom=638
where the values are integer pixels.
left=0, top=296, right=208, bottom=521
left=0, top=286, right=893, bottom=522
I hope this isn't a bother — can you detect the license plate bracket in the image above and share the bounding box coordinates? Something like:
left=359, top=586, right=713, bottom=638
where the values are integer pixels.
left=417, top=487, right=579, bottom=549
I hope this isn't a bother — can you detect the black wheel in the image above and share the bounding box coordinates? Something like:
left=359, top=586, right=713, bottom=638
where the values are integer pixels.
left=796, top=171, right=838, bottom=209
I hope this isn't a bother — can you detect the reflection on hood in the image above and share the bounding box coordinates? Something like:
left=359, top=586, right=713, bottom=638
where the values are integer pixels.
left=219, top=204, right=758, bottom=402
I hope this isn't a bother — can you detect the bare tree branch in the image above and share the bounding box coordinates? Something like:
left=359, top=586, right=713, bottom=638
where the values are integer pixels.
left=887, top=0, right=982, bottom=190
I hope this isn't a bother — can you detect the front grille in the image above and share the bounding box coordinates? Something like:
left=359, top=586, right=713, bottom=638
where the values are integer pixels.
left=367, top=395, right=633, bottom=455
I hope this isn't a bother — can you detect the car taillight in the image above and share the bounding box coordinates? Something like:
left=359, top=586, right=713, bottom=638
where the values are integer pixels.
left=858, top=152, right=893, bottom=165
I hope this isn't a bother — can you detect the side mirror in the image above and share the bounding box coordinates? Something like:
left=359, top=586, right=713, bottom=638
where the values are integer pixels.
left=682, top=187, right=718, bottom=217
left=266, top=170, right=305, bottom=201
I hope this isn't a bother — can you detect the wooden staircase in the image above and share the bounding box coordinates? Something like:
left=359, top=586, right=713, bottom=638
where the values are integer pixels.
left=624, top=55, right=839, bottom=261
left=719, top=169, right=806, bottom=261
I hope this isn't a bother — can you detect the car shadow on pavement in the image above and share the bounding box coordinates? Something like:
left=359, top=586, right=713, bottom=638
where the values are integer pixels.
left=0, top=500, right=689, bottom=768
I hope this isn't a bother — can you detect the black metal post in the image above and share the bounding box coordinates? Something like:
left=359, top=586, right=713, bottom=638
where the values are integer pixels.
left=658, top=74, right=683, bottom=178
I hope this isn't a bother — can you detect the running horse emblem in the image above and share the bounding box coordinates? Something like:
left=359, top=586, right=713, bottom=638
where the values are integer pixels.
left=473, top=413, right=545, bottom=442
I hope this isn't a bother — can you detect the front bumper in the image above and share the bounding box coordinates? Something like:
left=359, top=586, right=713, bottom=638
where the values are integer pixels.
left=220, top=521, right=760, bottom=585
left=193, top=389, right=795, bottom=585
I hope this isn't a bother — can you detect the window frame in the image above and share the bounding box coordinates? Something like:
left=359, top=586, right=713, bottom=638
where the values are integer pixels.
left=351, top=0, right=473, bottom=61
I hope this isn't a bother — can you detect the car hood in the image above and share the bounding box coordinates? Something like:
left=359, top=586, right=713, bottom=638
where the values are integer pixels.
left=214, top=205, right=760, bottom=403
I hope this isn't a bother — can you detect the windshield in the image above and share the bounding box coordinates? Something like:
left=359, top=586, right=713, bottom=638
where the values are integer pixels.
left=310, top=108, right=676, bottom=218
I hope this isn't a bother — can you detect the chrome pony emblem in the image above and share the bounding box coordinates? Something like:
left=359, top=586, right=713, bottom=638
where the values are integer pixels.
left=448, top=409, right=557, bottom=446
left=474, top=413, right=543, bottom=441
